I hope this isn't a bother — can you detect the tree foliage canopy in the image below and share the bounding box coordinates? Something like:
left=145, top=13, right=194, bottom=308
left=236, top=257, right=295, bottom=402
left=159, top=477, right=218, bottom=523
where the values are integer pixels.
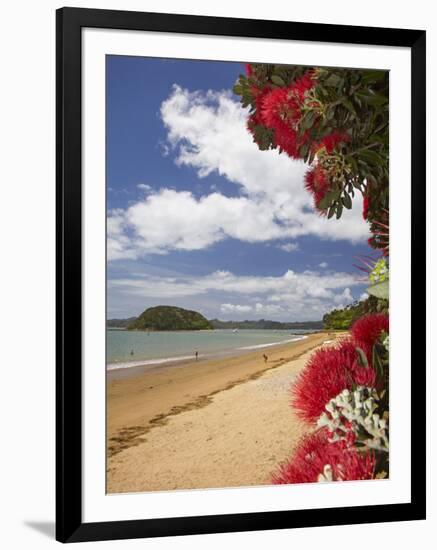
left=128, top=306, right=213, bottom=331
left=323, top=296, right=388, bottom=330
left=233, top=64, right=389, bottom=254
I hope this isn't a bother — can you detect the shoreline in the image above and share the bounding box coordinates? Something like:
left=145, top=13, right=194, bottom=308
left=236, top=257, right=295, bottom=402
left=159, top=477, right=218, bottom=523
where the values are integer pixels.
left=107, top=331, right=342, bottom=492
left=106, top=333, right=310, bottom=378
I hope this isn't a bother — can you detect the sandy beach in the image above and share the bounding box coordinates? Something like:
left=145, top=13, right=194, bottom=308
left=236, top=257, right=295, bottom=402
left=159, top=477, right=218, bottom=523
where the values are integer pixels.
left=107, top=331, right=342, bottom=493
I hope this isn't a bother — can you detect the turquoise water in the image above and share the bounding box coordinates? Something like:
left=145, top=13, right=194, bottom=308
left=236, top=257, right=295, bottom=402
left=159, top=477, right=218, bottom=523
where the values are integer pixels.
left=106, top=329, right=313, bottom=370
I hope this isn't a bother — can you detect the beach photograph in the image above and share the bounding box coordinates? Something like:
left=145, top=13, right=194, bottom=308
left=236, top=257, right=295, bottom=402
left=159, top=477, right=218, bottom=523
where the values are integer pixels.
left=106, top=57, right=389, bottom=494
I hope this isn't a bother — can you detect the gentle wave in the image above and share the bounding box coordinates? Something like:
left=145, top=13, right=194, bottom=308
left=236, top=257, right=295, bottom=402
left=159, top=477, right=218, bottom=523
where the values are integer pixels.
left=107, top=334, right=308, bottom=371
left=107, top=354, right=198, bottom=371
left=237, top=335, right=307, bottom=351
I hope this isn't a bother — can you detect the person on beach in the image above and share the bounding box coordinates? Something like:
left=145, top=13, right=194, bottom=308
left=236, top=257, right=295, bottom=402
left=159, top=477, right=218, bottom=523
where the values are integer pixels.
left=195, top=351, right=199, bottom=361
left=263, top=353, right=268, bottom=363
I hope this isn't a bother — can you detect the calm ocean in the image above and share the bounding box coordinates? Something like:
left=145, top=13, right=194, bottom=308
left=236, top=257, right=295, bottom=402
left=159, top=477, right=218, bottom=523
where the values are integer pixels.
left=106, top=329, right=313, bottom=370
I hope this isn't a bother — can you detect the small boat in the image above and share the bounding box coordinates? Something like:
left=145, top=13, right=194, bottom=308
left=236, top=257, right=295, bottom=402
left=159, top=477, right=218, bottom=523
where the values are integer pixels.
left=232, top=328, right=239, bottom=333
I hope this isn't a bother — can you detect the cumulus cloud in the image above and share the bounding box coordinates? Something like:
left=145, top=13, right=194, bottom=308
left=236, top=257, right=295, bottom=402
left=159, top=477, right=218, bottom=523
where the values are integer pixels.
left=109, top=269, right=363, bottom=320
left=107, top=86, right=369, bottom=260
left=278, top=242, right=299, bottom=253
left=137, top=183, right=152, bottom=192
left=319, top=261, right=328, bottom=268
left=334, top=287, right=353, bottom=304
left=107, top=210, right=139, bottom=261
left=254, top=302, right=284, bottom=316
left=220, top=303, right=253, bottom=314
left=110, top=269, right=359, bottom=297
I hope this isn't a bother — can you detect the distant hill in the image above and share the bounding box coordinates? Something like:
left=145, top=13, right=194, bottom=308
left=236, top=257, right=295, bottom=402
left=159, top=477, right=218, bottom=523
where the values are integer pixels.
left=126, top=306, right=213, bottom=331
left=209, top=319, right=323, bottom=330
left=107, top=314, right=323, bottom=331
left=106, top=317, right=136, bottom=329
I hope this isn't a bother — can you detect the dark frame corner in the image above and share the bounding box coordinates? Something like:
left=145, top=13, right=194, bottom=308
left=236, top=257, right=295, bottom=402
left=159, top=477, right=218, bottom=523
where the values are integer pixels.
left=56, top=7, right=426, bottom=543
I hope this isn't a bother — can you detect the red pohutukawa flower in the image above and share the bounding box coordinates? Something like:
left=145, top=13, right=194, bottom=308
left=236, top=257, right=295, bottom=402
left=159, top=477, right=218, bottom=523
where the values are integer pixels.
left=260, top=89, right=303, bottom=158
left=245, top=63, right=253, bottom=76
left=292, top=70, right=317, bottom=99
left=351, top=313, right=389, bottom=352
left=271, top=430, right=375, bottom=484
left=292, top=340, right=357, bottom=423
left=260, top=86, right=291, bottom=128
left=246, top=86, right=272, bottom=140
left=314, top=131, right=349, bottom=154
left=304, top=164, right=331, bottom=214
left=291, top=339, right=377, bottom=423
left=353, top=365, right=377, bottom=387
left=257, top=71, right=317, bottom=159
left=274, top=124, right=302, bottom=158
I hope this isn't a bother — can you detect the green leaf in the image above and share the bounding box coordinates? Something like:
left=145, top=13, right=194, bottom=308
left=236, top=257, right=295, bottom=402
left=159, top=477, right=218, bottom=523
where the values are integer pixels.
left=308, top=149, right=316, bottom=165
left=318, top=189, right=339, bottom=210
left=372, top=343, right=385, bottom=380
left=325, top=107, right=335, bottom=121
left=356, top=347, right=369, bottom=368
left=320, top=126, right=333, bottom=137
left=349, top=157, right=358, bottom=173
left=325, top=73, right=342, bottom=87
left=359, top=149, right=382, bottom=165
left=357, top=92, right=388, bottom=106
left=369, top=134, right=388, bottom=144
left=300, top=142, right=310, bottom=159
left=271, top=75, right=285, bottom=86
left=342, top=194, right=352, bottom=209
left=317, top=194, right=333, bottom=210
left=336, top=202, right=343, bottom=219
left=336, top=78, right=345, bottom=93
left=361, top=70, right=386, bottom=84
left=342, top=99, right=356, bottom=116
left=327, top=205, right=336, bottom=218
left=301, top=111, right=315, bottom=130
left=317, top=85, right=329, bottom=98
left=352, top=180, right=361, bottom=191
left=367, top=280, right=389, bottom=300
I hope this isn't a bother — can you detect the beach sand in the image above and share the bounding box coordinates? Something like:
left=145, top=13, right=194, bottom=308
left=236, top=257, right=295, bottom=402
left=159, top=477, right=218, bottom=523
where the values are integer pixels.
left=107, top=331, right=342, bottom=493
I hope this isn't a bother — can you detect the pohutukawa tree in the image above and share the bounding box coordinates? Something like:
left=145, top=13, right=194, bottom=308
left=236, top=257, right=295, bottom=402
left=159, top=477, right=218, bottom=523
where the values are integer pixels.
left=233, top=64, right=389, bottom=255
left=234, top=63, right=391, bottom=482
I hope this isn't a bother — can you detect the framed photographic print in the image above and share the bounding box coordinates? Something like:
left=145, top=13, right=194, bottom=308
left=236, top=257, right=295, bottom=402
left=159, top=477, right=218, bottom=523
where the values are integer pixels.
left=56, top=7, right=426, bottom=543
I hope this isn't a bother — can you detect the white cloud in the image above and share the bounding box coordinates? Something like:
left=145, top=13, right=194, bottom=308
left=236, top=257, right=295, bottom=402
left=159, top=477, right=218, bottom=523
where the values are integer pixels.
left=334, top=287, right=353, bottom=305
left=278, top=242, right=299, bottom=253
left=108, top=85, right=369, bottom=260
left=109, top=269, right=362, bottom=321
left=255, top=302, right=284, bottom=316
left=319, top=261, right=328, bottom=268
left=220, top=303, right=252, bottom=314
left=107, top=210, right=139, bottom=261
left=137, top=183, right=152, bottom=192
left=110, top=269, right=360, bottom=298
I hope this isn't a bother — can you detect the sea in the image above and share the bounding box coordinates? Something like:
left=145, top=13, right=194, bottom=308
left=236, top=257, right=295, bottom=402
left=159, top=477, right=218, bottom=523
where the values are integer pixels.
left=106, top=329, right=315, bottom=371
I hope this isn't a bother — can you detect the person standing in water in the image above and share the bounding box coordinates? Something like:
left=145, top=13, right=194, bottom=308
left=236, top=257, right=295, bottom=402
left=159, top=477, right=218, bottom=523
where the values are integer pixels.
left=195, top=351, right=199, bottom=361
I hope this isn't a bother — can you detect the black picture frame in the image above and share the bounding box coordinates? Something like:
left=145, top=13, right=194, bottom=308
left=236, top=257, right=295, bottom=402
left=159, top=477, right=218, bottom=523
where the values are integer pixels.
left=56, top=7, right=426, bottom=543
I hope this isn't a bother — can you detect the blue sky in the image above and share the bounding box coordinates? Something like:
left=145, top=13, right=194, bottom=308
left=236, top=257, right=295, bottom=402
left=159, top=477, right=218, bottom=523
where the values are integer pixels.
left=106, top=56, right=370, bottom=321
